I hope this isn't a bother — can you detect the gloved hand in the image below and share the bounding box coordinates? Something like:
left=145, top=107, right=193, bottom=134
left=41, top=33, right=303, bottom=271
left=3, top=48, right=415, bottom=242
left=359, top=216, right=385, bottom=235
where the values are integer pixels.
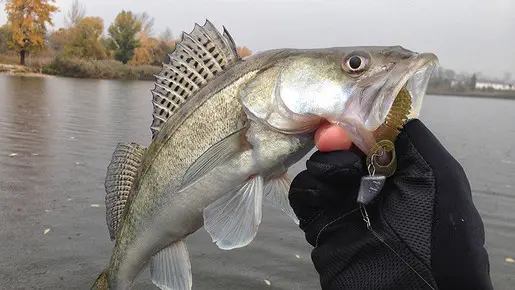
left=289, top=119, right=493, bottom=290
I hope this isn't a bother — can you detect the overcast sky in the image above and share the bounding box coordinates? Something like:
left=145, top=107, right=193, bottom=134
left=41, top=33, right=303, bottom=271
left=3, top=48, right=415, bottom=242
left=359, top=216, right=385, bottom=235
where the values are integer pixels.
left=1, top=0, right=514, bottom=79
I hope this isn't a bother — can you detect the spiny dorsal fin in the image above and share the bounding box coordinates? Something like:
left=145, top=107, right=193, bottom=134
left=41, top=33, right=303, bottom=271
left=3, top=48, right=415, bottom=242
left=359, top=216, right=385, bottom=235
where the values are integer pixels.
left=104, top=142, right=146, bottom=240
left=150, top=20, right=241, bottom=139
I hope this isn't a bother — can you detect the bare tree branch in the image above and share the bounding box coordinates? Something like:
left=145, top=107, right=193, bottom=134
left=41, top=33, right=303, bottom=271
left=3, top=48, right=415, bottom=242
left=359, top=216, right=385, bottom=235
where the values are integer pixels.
left=65, top=0, right=86, bottom=28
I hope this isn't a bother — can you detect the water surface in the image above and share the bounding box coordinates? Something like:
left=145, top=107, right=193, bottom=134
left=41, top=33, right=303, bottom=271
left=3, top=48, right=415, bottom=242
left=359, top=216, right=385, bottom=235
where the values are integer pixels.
left=0, top=75, right=513, bottom=289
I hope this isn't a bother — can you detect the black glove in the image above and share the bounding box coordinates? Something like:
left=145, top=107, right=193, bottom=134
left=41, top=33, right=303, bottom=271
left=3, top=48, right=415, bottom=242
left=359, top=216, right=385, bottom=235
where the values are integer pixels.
left=289, top=119, right=493, bottom=290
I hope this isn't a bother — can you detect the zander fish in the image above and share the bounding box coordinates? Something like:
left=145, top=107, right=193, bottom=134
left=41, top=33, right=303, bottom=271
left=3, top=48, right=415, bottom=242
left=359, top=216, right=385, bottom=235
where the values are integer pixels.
left=92, top=20, right=438, bottom=290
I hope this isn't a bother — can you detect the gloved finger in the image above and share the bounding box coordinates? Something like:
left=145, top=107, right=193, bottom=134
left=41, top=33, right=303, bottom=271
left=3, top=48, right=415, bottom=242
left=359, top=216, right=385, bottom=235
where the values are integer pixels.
left=289, top=171, right=363, bottom=230
left=289, top=150, right=366, bottom=223
left=288, top=170, right=328, bottom=223
left=306, top=149, right=366, bottom=183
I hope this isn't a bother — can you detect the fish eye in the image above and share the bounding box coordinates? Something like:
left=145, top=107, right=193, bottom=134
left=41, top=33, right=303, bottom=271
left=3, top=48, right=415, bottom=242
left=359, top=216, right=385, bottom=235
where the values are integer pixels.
left=342, top=53, right=369, bottom=74
left=349, top=56, right=362, bottom=70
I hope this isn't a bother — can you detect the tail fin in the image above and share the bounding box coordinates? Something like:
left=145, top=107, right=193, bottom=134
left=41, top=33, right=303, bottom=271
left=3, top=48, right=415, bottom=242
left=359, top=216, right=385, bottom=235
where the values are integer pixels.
left=91, top=269, right=108, bottom=290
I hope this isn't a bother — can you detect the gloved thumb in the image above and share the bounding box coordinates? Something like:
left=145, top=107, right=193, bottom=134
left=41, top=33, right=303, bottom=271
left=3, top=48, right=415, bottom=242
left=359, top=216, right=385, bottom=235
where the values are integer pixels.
left=289, top=149, right=367, bottom=227
left=306, top=147, right=367, bottom=181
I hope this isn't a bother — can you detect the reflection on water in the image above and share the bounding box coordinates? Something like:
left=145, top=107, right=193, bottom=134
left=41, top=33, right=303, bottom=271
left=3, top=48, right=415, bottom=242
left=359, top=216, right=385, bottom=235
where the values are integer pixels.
left=0, top=75, right=514, bottom=289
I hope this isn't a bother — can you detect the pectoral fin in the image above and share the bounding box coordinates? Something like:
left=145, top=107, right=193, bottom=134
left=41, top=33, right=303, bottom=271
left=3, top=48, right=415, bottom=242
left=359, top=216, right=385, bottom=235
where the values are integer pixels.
left=150, top=240, right=192, bottom=290
left=265, top=173, right=299, bottom=224
left=181, top=128, right=247, bottom=190
left=203, top=175, right=264, bottom=250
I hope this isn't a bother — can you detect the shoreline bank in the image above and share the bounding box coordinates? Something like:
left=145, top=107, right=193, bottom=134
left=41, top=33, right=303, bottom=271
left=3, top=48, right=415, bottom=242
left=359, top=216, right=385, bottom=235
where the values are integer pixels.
left=427, top=89, right=515, bottom=100
left=0, top=60, right=159, bottom=81
left=0, top=64, right=51, bottom=78
left=3, top=63, right=515, bottom=100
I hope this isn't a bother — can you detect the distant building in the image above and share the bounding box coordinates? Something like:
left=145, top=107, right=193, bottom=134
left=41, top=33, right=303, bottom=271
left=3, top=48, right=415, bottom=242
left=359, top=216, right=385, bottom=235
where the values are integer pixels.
left=475, top=80, right=515, bottom=91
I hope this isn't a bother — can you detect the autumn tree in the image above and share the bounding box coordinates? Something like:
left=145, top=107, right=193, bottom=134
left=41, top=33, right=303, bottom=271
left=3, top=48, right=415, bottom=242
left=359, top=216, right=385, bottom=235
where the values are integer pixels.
left=47, top=28, right=69, bottom=54
left=64, top=17, right=106, bottom=59
left=107, top=11, right=142, bottom=64
left=46, top=2, right=84, bottom=55
left=129, top=36, right=158, bottom=65
left=4, top=0, right=59, bottom=65
left=237, top=46, right=252, bottom=57
left=159, top=38, right=177, bottom=63
left=129, top=38, right=175, bottom=66
left=158, top=28, right=177, bottom=63
left=100, top=36, right=115, bottom=59
left=129, top=14, right=177, bottom=66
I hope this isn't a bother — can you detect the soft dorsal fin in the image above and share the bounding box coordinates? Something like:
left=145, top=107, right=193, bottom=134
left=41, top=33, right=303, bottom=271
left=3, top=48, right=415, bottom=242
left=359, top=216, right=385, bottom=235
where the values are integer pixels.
left=150, top=20, right=241, bottom=139
left=104, top=142, right=146, bottom=240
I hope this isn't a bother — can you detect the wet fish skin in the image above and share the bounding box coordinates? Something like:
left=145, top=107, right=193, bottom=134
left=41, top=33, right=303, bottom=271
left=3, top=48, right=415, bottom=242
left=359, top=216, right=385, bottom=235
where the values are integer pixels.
left=92, top=20, right=437, bottom=290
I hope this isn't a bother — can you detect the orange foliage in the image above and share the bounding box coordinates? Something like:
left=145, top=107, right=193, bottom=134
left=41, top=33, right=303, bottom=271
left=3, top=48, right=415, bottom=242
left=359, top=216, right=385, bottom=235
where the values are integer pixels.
left=5, top=0, right=59, bottom=65
left=48, top=28, right=70, bottom=53
left=130, top=35, right=159, bottom=65
left=237, top=46, right=252, bottom=57
left=129, top=35, right=177, bottom=66
left=64, top=16, right=106, bottom=59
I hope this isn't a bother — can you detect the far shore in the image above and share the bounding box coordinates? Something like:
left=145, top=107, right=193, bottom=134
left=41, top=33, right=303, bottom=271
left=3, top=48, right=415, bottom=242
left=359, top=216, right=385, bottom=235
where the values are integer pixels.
left=0, top=64, right=52, bottom=78
left=2, top=62, right=515, bottom=100
left=427, top=88, right=515, bottom=100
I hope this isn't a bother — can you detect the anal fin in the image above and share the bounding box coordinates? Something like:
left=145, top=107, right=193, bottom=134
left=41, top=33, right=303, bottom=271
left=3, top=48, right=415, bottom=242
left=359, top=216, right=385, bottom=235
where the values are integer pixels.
left=203, top=175, right=264, bottom=250
left=104, top=142, right=146, bottom=240
left=151, top=240, right=192, bottom=290
left=265, top=173, right=299, bottom=225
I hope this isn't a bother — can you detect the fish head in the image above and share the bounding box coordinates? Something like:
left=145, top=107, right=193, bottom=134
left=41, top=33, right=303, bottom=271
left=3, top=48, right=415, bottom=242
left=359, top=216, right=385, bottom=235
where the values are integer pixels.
left=243, top=46, right=438, bottom=153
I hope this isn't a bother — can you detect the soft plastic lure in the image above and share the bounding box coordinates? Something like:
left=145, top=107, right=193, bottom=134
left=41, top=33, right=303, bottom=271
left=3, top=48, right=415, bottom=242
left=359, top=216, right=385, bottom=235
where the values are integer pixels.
left=366, top=87, right=412, bottom=177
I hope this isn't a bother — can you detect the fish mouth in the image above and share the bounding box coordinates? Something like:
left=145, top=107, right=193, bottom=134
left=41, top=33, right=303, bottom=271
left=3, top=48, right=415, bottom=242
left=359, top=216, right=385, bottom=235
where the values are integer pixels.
left=366, top=52, right=439, bottom=130
left=335, top=52, right=438, bottom=153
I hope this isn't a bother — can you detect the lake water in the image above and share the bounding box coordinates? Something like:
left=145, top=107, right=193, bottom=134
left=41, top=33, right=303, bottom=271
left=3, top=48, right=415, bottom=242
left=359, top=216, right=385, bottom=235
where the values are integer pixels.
left=0, top=75, right=514, bottom=289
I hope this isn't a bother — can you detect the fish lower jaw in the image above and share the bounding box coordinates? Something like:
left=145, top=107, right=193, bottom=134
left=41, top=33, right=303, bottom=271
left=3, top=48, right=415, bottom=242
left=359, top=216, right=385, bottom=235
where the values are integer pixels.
left=328, top=118, right=377, bottom=154
left=328, top=84, right=413, bottom=155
